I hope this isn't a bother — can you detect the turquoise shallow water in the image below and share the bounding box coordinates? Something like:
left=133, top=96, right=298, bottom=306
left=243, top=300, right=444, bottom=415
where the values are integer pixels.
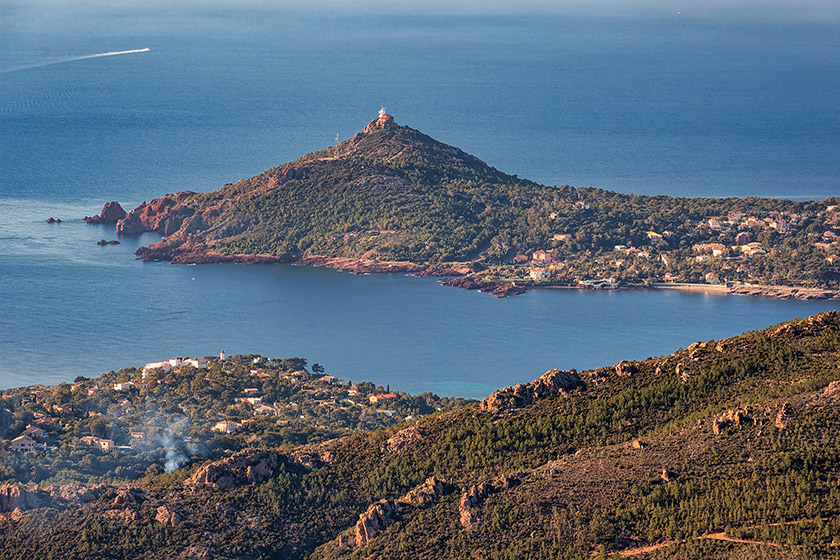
left=1, top=4, right=838, bottom=397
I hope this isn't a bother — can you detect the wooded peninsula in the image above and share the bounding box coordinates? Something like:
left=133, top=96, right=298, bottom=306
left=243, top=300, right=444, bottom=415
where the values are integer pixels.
left=87, top=112, right=840, bottom=299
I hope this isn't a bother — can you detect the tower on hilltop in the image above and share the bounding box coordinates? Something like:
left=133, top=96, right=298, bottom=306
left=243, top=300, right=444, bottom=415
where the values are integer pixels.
left=365, top=107, right=395, bottom=133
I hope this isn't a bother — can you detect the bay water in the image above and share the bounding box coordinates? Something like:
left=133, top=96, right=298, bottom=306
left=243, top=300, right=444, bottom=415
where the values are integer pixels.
left=1, top=2, right=838, bottom=397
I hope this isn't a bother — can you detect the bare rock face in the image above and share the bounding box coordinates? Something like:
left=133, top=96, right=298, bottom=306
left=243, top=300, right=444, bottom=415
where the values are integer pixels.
left=354, top=499, right=399, bottom=547
left=712, top=407, right=755, bottom=435
left=155, top=505, right=183, bottom=527
left=83, top=201, right=127, bottom=225
left=185, top=449, right=280, bottom=490
left=0, top=485, right=47, bottom=513
left=439, top=276, right=527, bottom=298
left=459, top=481, right=492, bottom=531
left=398, top=477, right=448, bottom=507
left=0, top=483, right=104, bottom=515
left=823, top=380, right=840, bottom=399
left=102, top=508, right=137, bottom=525
left=775, top=402, right=791, bottom=430
left=363, top=112, right=396, bottom=134
left=116, top=192, right=196, bottom=236
left=481, top=369, right=582, bottom=413
left=352, top=477, right=451, bottom=547
left=386, top=425, right=424, bottom=454
left=614, top=361, right=636, bottom=377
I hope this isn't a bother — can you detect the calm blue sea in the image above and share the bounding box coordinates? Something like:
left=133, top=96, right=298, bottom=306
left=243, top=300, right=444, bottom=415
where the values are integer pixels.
left=1, top=2, right=839, bottom=397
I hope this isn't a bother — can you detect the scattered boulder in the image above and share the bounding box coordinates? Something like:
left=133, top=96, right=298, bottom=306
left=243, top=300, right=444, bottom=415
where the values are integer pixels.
left=155, top=505, right=183, bottom=527
left=459, top=481, right=492, bottom=531
left=289, top=441, right=337, bottom=470
left=495, top=473, right=516, bottom=490
left=771, top=324, right=794, bottom=338
left=354, top=499, right=398, bottom=546
left=83, top=201, right=127, bottom=225
left=112, top=488, right=143, bottom=506
left=387, top=425, right=424, bottom=454
left=823, top=380, right=840, bottom=399
left=775, top=402, right=791, bottom=430
left=614, top=361, right=636, bottom=377
left=398, top=477, right=448, bottom=507
left=712, top=407, right=754, bottom=435
left=185, top=449, right=280, bottom=489
left=481, top=369, right=582, bottom=413
left=102, top=508, right=137, bottom=525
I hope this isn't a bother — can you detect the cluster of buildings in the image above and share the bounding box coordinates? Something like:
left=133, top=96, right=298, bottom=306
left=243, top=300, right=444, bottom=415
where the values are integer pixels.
left=5, top=423, right=52, bottom=453
left=527, top=205, right=840, bottom=285
left=142, top=356, right=210, bottom=377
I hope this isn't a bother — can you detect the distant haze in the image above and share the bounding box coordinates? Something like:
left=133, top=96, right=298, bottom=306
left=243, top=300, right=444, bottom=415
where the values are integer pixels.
left=5, top=0, right=840, bottom=19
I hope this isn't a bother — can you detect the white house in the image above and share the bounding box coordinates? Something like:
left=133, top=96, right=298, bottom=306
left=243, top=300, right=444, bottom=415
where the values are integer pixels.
left=142, top=361, right=171, bottom=377
left=9, top=435, right=37, bottom=452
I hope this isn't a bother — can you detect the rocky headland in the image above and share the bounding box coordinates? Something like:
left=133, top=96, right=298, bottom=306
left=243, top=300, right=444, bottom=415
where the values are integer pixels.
left=81, top=112, right=839, bottom=299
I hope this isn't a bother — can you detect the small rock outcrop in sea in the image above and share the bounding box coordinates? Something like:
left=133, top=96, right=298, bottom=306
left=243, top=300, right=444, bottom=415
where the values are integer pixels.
left=83, top=201, right=127, bottom=225
left=45, top=217, right=62, bottom=223
left=96, top=239, right=120, bottom=246
left=481, top=369, right=583, bottom=413
left=185, top=449, right=280, bottom=490
left=439, top=275, right=527, bottom=298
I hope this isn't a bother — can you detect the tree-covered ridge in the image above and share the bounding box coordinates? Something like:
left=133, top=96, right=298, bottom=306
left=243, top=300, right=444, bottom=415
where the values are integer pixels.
left=2, top=312, right=840, bottom=559
left=121, top=115, right=840, bottom=291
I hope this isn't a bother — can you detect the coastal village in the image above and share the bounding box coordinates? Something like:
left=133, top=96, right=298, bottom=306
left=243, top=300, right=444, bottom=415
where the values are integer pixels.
left=515, top=204, right=840, bottom=298
left=0, top=352, right=464, bottom=483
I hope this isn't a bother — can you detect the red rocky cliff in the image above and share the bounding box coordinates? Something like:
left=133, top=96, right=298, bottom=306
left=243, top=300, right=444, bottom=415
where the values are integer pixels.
left=116, top=192, right=197, bottom=236
left=83, top=201, right=127, bottom=225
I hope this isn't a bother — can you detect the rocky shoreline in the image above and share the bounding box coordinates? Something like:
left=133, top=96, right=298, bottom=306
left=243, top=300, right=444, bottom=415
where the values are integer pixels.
left=80, top=196, right=840, bottom=301
left=130, top=242, right=840, bottom=301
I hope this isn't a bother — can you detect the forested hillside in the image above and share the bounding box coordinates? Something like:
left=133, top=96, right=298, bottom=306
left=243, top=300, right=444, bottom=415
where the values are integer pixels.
left=105, top=113, right=840, bottom=293
left=3, top=312, right=840, bottom=559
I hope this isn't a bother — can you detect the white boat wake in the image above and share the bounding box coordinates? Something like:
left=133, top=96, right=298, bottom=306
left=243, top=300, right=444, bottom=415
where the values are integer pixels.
left=1, top=48, right=150, bottom=73
left=74, top=47, right=150, bottom=60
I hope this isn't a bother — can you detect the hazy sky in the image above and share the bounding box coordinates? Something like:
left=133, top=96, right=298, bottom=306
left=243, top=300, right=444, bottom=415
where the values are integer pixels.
left=5, top=0, right=840, bottom=20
